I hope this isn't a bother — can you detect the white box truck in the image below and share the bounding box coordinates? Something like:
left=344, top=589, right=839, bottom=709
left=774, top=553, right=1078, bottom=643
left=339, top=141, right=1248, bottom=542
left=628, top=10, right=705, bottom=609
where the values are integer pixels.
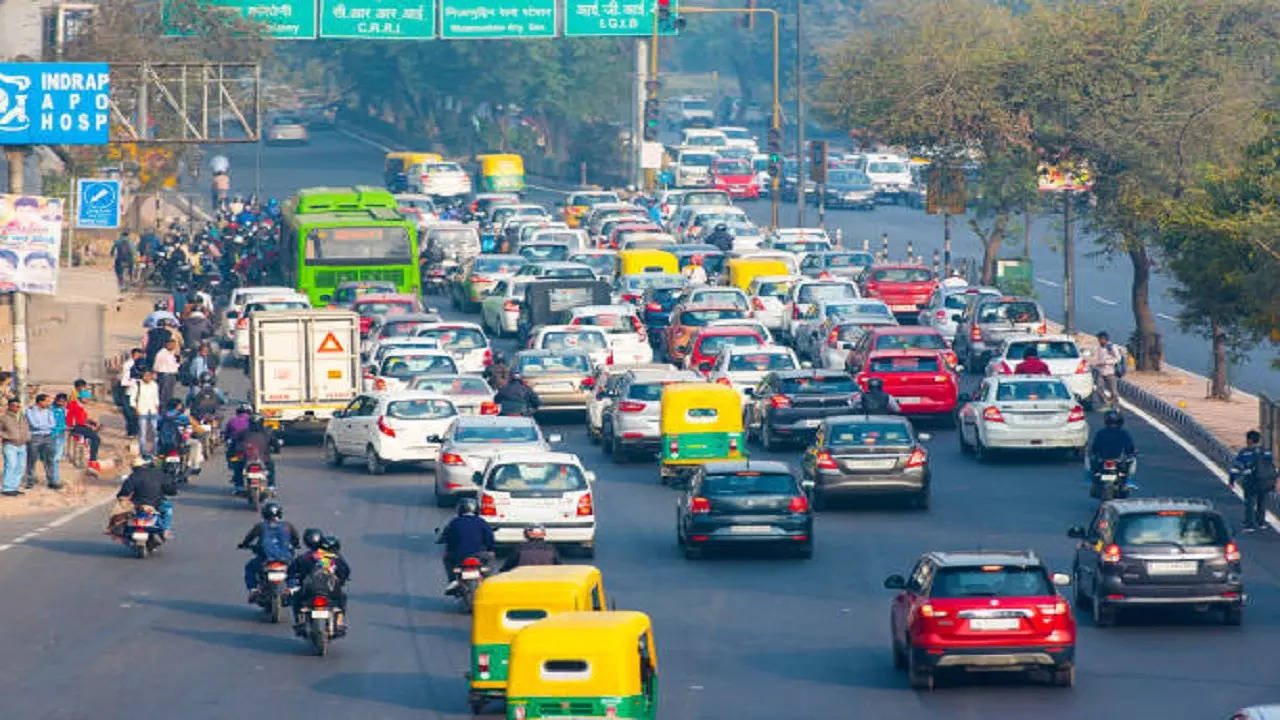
left=249, top=309, right=360, bottom=430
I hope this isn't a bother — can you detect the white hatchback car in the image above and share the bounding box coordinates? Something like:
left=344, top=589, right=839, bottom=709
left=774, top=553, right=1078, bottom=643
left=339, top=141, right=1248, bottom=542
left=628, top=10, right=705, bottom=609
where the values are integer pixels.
left=413, top=322, right=491, bottom=374
left=477, top=452, right=597, bottom=556
left=985, top=334, right=1096, bottom=405
left=707, top=345, right=801, bottom=406
left=323, top=391, right=459, bottom=474
left=364, top=349, right=459, bottom=392
left=569, top=305, right=654, bottom=365
left=529, top=325, right=612, bottom=368
left=747, top=275, right=800, bottom=331
left=956, top=375, right=1088, bottom=460
left=409, top=374, right=497, bottom=416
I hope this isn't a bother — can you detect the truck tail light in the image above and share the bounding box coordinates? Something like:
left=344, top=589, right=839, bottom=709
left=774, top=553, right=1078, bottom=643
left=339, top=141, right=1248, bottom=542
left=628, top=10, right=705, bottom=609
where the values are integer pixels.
left=377, top=416, right=396, bottom=437
left=905, top=448, right=927, bottom=468
left=479, top=493, right=497, bottom=516
left=576, top=492, right=594, bottom=516
left=617, top=401, right=645, bottom=412
left=816, top=451, right=838, bottom=470
left=689, top=496, right=711, bottom=514
left=1067, top=405, right=1085, bottom=423
left=982, top=406, right=1005, bottom=423
left=1102, top=543, right=1122, bottom=564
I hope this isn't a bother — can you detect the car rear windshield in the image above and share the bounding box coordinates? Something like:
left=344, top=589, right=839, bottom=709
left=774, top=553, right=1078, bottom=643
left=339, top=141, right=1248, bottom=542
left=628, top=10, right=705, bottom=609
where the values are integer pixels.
left=474, top=257, right=523, bottom=274
left=869, top=356, right=940, bottom=372
left=931, top=566, right=1053, bottom=598
left=874, top=332, right=947, bottom=351
left=574, top=313, right=639, bottom=333
left=488, top=462, right=587, bottom=492
left=755, top=280, right=794, bottom=299
left=572, top=193, right=618, bottom=206
left=680, top=308, right=743, bottom=326
left=649, top=287, right=684, bottom=307
left=542, top=331, right=607, bottom=351
left=1006, top=341, right=1080, bottom=360
left=827, top=421, right=913, bottom=446
left=518, top=354, right=591, bottom=374
left=683, top=191, right=729, bottom=205
left=382, top=320, right=433, bottom=337
left=702, top=472, right=796, bottom=496
left=980, top=301, right=1041, bottom=323
left=995, top=380, right=1072, bottom=401
left=625, top=274, right=682, bottom=290
left=690, top=290, right=747, bottom=308
left=520, top=245, right=570, bottom=261
left=386, top=399, right=455, bottom=420
left=456, top=424, right=539, bottom=443
left=698, top=334, right=762, bottom=355
left=871, top=267, right=933, bottom=283
left=1115, top=511, right=1227, bottom=547
left=570, top=254, right=615, bottom=275
left=778, top=375, right=855, bottom=394
left=798, top=283, right=856, bottom=304
left=428, top=229, right=477, bottom=248
left=684, top=255, right=727, bottom=274
left=411, top=377, right=492, bottom=395
left=381, top=355, right=458, bottom=377
left=535, top=232, right=581, bottom=246
left=543, top=266, right=593, bottom=279
left=827, top=253, right=874, bottom=268
left=728, top=353, right=796, bottom=371
left=417, top=327, right=486, bottom=350
left=628, top=382, right=669, bottom=401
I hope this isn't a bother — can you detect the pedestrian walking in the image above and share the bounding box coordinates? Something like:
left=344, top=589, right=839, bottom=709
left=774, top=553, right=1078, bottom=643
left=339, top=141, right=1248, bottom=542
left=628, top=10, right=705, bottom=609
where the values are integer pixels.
left=111, top=231, right=135, bottom=292
left=153, top=338, right=181, bottom=406
left=66, top=379, right=102, bottom=472
left=0, top=398, right=30, bottom=496
left=1230, top=430, right=1278, bottom=532
left=25, top=393, right=58, bottom=490
left=1091, top=331, right=1125, bottom=410
left=116, top=348, right=143, bottom=437
left=131, top=369, right=161, bottom=455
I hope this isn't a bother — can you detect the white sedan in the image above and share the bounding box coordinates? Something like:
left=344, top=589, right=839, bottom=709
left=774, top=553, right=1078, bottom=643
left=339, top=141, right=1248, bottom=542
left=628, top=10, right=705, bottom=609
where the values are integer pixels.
left=476, top=451, right=597, bottom=557
left=414, top=322, right=491, bottom=373
left=323, top=391, right=459, bottom=474
left=529, top=325, right=612, bottom=368
left=569, top=305, right=655, bottom=366
left=707, top=345, right=801, bottom=406
left=984, top=334, right=1096, bottom=405
left=956, top=375, right=1088, bottom=461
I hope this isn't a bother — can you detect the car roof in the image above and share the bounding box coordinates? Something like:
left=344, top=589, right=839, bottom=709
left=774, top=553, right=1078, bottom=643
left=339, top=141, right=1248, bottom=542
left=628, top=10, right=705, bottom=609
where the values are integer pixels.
left=772, top=369, right=851, bottom=379
left=822, top=413, right=912, bottom=425
left=354, top=293, right=416, bottom=303
left=369, top=390, right=451, bottom=402
left=454, top=414, right=537, bottom=427
left=694, top=325, right=760, bottom=336
left=379, top=348, right=451, bottom=358
left=995, top=374, right=1069, bottom=382
left=417, top=321, right=483, bottom=331
left=701, top=459, right=794, bottom=475
left=870, top=325, right=941, bottom=336
left=1104, top=497, right=1219, bottom=515
left=627, top=369, right=701, bottom=382
left=486, top=451, right=581, bottom=465
left=517, top=348, right=590, bottom=358
left=572, top=304, right=637, bottom=315
left=377, top=313, right=440, bottom=322
left=925, top=550, right=1044, bottom=568
left=537, top=324, right=605, bottom=334
left=474, top=254, right=523, bottom=261
left=1000, top=333, right=1076, bottom=344
left=722, top=344, right=790, bottom=355
left=677, top=302, right=742, bottom=312
left=870, top=263, right=932, bottom=271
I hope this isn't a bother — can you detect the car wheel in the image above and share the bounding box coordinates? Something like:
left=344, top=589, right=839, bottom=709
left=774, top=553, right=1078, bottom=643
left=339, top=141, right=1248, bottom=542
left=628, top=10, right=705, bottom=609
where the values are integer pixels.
left=811, top=485, right=826, bottom=512
left=323, top=438, right=343, bottom=467
left=794, top=542, right=813, bottom=560
left=611, top=436, right=629, bottom=463
left=974, top=435, right=991, bottom=463
left=365, top=445, right=385, bottom=475
left=1092, top=583, right=1116, bottom=627
left=683, top=543, right=703, bottom=560
left=891, top=632, right=907, bottom=670
left=587, top=422, right=600, bottom=445
left=601, top=424, right=614, bottom=455
left=957, top=425, right=972, bottom=454
left=1223, top=603, right=1243, bottom=626
left=906, top=649, right=934, bottom=691
left=1051, top=664, right=1075, bottom=688
left=1072, top=566, right=1088, bottom=606
left=762, top=423, right=780, bottom=452
left=579, top=542, right=595, bottom=559
left=434, top=485, right=453, bottom=508
left=911, top=489, right=930, bottom=510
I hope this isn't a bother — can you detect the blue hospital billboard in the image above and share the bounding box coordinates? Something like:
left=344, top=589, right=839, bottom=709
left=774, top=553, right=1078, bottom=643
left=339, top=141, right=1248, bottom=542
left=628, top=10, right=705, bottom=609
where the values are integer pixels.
left=0, top=63, right=111, bottom=145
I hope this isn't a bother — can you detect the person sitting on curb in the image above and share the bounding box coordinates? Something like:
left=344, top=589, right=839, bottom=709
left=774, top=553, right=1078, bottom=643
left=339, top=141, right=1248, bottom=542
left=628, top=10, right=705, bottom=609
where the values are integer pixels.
left=65, top=380, right=103, bottom=473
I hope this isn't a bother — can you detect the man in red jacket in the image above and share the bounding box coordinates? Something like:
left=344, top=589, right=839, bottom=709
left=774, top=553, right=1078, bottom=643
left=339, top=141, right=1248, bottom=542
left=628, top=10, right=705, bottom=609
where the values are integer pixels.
left=1014, top=346, right=1052, bottom=375
left=66, top=379, right=102, bottom=472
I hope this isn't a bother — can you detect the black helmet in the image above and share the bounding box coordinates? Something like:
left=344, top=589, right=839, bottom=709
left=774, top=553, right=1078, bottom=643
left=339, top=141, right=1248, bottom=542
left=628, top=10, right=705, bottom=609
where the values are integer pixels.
left=1104, top=410, right=1123, bottom=428
left=867, top=377, right=885, bottom=391
left=492, top=350, right=507, bottom=365
left=236, top=403, right=252, bottom=415
left=261, top=501, right=282, bottom=521
left=199, top=371, right=215, bottom=385
left=523, top=523, right=546, bottom=540
left=302, top=528, right=325, bottom=550
left=715, top=223, right=728, bottom=232
left=457, top=497, right=478, bottom=516
left=154, top=300, right=169, bottom=311
left=321, top=535, right=341, bottom=552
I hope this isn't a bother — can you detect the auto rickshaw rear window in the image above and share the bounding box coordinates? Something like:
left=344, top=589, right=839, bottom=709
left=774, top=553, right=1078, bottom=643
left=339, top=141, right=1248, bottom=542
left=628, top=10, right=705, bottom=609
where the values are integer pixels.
left=686, top=408, right=719, bottom=421
left=541, top=660, right=591, bottom=679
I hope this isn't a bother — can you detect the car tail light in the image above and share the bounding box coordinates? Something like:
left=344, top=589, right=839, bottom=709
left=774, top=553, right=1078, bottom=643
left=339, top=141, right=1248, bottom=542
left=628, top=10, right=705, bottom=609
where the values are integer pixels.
left=818, top=271, right=831, bottom=280
left=827, top=328, right=840, bottom=347
left=982, top=406, right=1005, bottom=423
left=1225, top=541, right=1241, bottom=562
left=479, top=401, right=498, bottom=415
left=479, top=493, right=497, bottom=516
left=918, top=604, right=948, bottom=618
left=969, top=325, right=982, bottom=342
left=237, top=317, right=248, bottom=329
left=617, top=401, right=645, bottom=413
left=377, top=416, right=396, bottom=437
left=933, top=374, right=950, bottom=383
left=645, top=301, right=663, bottom=313
left=1101, top=543, right=1122, bottom=564
left=1037, top=601, right=1070, bottom=615
left=581, top=376, right=596, bottom=388
left=1067, top=405, right=1085, bottom=423
left=576, top=492, right=594, bottom=516
left=816, top=451, right=838, bottom=470
left=503, top=300, right=519, bottom=312
left=483, top=348, right=492, bottom=366
left=792, top=305, right=801, bottom=319
left=375, top=378, right=387, bottom=391
left=752, top=297, right=766, bottom=311
left=1037, top=321, right=1048, bottom=334
left=689, top=496, right=711, bottom=514
left=715, top=377, right=732, bottom=386
left=605, top=352, right=614, bottom=366
left=770, top=394, right=791, bottom=409
left=440, top=452, right=465, bottom=466
left=312, top=596, right=329, bottom=608
left=471, top=275, right=489, bottom=283
left=997, top=361, right=1013, bottom=375
left=944, top=351, right=958, bottom=368
left=788, top=495, right=810, bottom=513
left=1075, top=358, right=1089, bottom=374
left=905, top=448, right=927, bottom=468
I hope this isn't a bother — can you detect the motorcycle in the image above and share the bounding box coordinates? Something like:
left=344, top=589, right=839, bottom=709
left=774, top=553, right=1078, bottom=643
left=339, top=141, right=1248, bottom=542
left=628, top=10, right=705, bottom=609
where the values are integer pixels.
left=244, top=458, right=271, bottom=511
left=115, top=505, right=166, bottom=559
left=255, top=559, right=291, bottom=623
left=295, top=592, right=345, bottom=656
left=1090, top=456, right=1136, bottom=501
left=450, top=555, right=493, bottom=612
left=162, top=433, right=189, bottom=484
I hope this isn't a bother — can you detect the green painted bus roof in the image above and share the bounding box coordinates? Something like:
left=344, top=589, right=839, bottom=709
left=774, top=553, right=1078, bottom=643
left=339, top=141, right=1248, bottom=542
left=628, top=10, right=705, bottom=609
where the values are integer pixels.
left=290, top=186, right=398, bottom=214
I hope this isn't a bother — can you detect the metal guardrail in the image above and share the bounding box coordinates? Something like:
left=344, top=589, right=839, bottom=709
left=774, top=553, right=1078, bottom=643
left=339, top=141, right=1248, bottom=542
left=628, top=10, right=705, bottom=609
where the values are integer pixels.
left=1117, top=377, right=1236, bottom=470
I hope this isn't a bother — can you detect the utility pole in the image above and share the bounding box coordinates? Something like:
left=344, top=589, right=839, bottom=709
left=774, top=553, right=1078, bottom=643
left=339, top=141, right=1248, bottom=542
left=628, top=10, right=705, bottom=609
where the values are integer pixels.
left=943, top=212, right=952, bottom=276
left=634, top=39, right=648, bottom=190
left=794, top=0, right=804, bottom=227
left=1063, top=189, right=1076, bottom=333
left=5, top=147, right=29, bottom=405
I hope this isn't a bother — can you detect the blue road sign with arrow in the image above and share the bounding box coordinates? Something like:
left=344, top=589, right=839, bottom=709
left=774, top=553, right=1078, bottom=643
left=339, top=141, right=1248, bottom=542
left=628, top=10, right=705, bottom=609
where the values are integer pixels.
left=76, top=178, right=120, bottom=229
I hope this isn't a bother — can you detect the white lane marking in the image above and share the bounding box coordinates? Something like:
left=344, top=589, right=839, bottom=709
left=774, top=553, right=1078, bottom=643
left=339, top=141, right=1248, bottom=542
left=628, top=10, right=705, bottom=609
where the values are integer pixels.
left=0, top=544, right=11, bottom=552
left=1035, top=277, right=1061, bottom=288
left=1120, top=398, right=1279, bottom=532
left=1156, top=312, right=1178, bottom=322
left=13, top=532, right=36, bottom=543
left=0, top=493, right=117, bottom=553
left=1091, top=295, right=1119, bottom=306
left=338, top=127, right=395, bottom=153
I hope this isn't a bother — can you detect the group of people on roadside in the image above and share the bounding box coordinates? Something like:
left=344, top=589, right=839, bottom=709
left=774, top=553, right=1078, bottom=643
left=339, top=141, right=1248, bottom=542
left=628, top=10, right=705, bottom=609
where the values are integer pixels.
left=0, top=380, right=103, bottom=497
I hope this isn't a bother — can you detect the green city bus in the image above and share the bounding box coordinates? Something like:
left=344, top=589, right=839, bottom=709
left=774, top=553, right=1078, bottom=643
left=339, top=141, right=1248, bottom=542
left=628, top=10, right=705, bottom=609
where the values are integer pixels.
left=281, top=186, right=420, bottom=305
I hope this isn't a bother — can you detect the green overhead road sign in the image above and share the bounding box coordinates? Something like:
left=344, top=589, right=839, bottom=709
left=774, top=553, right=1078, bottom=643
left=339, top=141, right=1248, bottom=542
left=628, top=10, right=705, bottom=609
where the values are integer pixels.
left=565, top=0, right=676, bottom=37
left=320, top=0, right=435, bottom=38
left=440, top=0, right=556, bottom=38
left=163, top=0, right=318, bottom=38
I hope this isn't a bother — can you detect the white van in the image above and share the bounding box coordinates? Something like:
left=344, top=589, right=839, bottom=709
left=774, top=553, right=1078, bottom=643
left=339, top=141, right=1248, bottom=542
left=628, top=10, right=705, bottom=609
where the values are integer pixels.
left=680, top=128, right=728, bottom=150
left=862, top=154, right=914, bottom=204
left=675, top=149, right=716, bottom=188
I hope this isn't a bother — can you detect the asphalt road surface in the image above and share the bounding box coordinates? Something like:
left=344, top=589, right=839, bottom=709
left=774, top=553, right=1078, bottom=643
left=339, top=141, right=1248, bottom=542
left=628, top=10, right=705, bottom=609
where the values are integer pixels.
left=5, top=134, right=1273, bottom=718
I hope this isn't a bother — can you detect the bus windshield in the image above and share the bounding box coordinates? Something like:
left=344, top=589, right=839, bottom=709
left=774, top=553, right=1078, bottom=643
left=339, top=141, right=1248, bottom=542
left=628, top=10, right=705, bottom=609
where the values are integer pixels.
left=305, top=226, right=412, bottom=263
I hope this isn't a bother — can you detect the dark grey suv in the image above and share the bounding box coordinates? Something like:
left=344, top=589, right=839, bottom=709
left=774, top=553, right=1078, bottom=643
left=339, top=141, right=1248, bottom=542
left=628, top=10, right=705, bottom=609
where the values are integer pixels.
left=1068, top=498, right=1242, bottom=627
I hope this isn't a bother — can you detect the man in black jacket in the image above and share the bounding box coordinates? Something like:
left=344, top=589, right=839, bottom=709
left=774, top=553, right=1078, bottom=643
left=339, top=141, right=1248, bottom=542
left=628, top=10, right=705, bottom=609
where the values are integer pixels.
left=501, top=524, right=561, bottom=571
left=496, top=374, right=540, bottom=416
left=117, top=455, right=179, bottom=532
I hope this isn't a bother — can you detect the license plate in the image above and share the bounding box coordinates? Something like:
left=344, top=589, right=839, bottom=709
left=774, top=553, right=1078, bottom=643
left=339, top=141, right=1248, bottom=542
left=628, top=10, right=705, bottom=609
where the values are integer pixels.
left=131, top=532, right=149, bottom=542
left=541, top=383, right=573, bottom=392
left=729, top=525, right=772, bottom=534
left=798, top=419, right=821, bottom=428
left=461, top=570, right=481, bottom=580
left=895, top=397, right=922, bottom=404
left=309, top=609, right=330, bottom=619
left=1147, top=561, right=1198, bottom=575
left=969, top=618, right=1020, bottom=631
left=1100, top=474, right=1118, bottom=482
left=846, top=458, right=897, bottom=470
left=266, top=571, right=286, bottom=581
left=891, top=304, right=916, bottom=312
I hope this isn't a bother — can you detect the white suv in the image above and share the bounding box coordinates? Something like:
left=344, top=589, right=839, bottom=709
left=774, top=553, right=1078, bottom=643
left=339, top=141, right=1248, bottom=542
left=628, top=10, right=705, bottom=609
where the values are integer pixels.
left=569, top=305, right=654, bottom=366
left=477, top=452, right=597, bottom=557
left=863, top=153, right=914, bottom=204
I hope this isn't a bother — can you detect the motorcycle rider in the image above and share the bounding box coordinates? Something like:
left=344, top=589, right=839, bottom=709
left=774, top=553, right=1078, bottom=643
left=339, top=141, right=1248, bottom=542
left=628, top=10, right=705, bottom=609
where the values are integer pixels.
left=156, top=398, right=203, bottom=475
left=500, top=523, right=561, bottom=572
left=705, top=223, right=734, bottom=253
left=855, top=377, right=900, bottom=414
left=496, top=372, right=540, bottom=416
left=115, top=454, right=179, bottom=535
left=1087, top=409, right=1137, bottom=484
left=485, top=350, right=510, bottom=389
left=287, top=528, right=351, bottom=626
left=437, top=497, right=495, bottom=594
left=186, top=372, right=227, bottom=423
left=237, top=501, right=300, bottom=601
left=682, top=254, right=708, bottom=285
left=230, top=414, right=278, bottom=493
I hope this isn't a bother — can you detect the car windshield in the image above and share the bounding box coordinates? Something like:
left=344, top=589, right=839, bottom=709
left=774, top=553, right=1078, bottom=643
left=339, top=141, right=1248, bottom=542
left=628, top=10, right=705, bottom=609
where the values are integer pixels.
left=702, top=472, right=796, bottom=496
left=400, top=199, right=435, bottom=212
left=869, top=355, right=940, bottom=373
left=798, top=283, right=856, bottom=304
left=542, top=331, right=606, bottom=351
left=828, top=170, right=872, bottom=187
left=682, top=99, right=710, bottom=111
left=625, top=274, right=683, bottom=290
left=827, top=253, right=874, bottom=268
left=1115, top=511, right=1228, bottom=546
left=995, top=380, right=1073, bottom=401
left=874, top=332, right=946, bottom=350
left=721, top=128, right=750, bottom=139
left=683, top=191, right=730, bottom=205
left=728, top=353, right=796, bottom=371
left=474, top=257, right=523, bottom=274
left=872, top=267, right=933, bottom=283
left=1007, top=341, right=1080, bottom=360
left=411, top=376, right=492, bottom=395
left=381, top=320, right=433, bottom=337
left=715, top=159, right=751, bottom=174
left=518, top=354, right=591, bottom=374
left=824, top=303, right=864, bottom=320
left=779, top=375, right=855, bottom=394
left=682, top=154, right=714, bottom=167
left=852, top=302, right=893, bottom=316
left=698, top=333, right=762, bottom=355
left=867, top=161, right=907, bottom=174
left=648, top=287, right=683, bottom=308
left=381, top=355, right=457, bottom=377
left=687, top=135, right=726, bottom=147
left=689, top=291, right=746, bottom=308
left=572, top=193, right=618, bottom=206
left=520, top=245, right=570, bottom=261
left=574, top=313, right=639, bottom=334
left=429, top=229, right=477, bottom=248
left=980, top=301, right=1042, bottom=323
left=333, top=284, right=394, bottom=303
left=569, top=254, right=616, bottom=275
left=356, top=301, right=412, bottom=316
left=417, top=327, right=485, bottom=350
left=532, top=232, right=580, bottom=246
left=629, top=382, right=673, bottom=401
left=273, top=115, right=301, bottom=125
left=680, top=308, right=744, bottom=326
left=488, top=462, right=587, bottom=492
left=456, top=423, right=539, bottom=443
left=944, top=292, right=986, bottom=310
left=827, top=421, right=913, bottom=446
left=755, top=280, right=794, bottom=299
left=426, top=162, right=461, bottom=173
left=386, top=398, right=455, bottom=420
left=931, top=567, right=1053, bottom=598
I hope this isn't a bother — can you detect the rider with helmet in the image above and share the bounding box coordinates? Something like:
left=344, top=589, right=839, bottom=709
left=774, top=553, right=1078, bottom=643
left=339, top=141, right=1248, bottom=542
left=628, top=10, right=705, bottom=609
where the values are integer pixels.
left=287, top=527, right=351, bottom=625
left=1088, top=409, right=1136, bottom=468
left=705, top=223, right=735, bottom=253
left=186, top=371, right=227, bottom=422
left=485, top=350, right=510, bottom=389
left=237, top=501, right=300, bottom=601
left=437, top=498, right=496, bottom=593
left=496, top=371, right=540, bottom=417
left=855, top=377, right=900, bottom=414
left=116, top=454, right=179, bottom=533
left=501, top=523, right=561, bottom=572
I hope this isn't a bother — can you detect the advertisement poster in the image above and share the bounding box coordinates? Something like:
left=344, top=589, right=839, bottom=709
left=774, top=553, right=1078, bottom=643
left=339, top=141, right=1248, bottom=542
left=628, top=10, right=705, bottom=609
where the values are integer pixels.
left=0, top=194, right=63, bottom=295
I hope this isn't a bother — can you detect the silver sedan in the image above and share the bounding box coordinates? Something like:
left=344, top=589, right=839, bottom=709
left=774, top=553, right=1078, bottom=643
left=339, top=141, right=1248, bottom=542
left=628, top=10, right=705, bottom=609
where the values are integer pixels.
left=431, top=415, right=560, bottom=507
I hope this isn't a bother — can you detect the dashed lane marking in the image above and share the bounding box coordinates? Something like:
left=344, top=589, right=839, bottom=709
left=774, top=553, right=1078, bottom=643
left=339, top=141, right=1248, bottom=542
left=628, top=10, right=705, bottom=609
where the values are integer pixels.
left=1091, top=295, right=1119, bottom=306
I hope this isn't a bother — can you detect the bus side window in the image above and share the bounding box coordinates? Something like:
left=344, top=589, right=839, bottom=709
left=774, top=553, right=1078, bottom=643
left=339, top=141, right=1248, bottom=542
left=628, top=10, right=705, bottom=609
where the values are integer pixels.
left=591, top=584, right=602, bottom=611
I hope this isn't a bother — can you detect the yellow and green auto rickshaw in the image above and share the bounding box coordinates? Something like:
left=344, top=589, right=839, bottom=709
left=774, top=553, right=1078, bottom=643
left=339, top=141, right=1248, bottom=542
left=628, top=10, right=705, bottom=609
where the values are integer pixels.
left=477, top=153, right=526, bottom=193
left=468, top=566, right=608, bottom=715
left=618, top=248, right=678, bottom=276
left=726, top=256, right=789, bottom=291
left=384, top=151, right=442, bottom=192
left=659, top=382, right=746, bottom=486
left=506, top=611, right=657, bottom=720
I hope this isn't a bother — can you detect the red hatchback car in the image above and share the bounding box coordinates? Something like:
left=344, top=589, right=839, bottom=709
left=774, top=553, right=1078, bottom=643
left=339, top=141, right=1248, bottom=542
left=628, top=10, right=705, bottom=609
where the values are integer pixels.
left=352, top=293, right=421, bottom=338
left=862, top=265, right=938, bottom=318
left=846, top=325, right=959, bottom=372
left=685, top=325, right=765, bottom=373
left=853, top=350, right=959, bottom=417
left=885, top=550, right=1077, bottom=690
left=712, top=158, right=759, bottom=199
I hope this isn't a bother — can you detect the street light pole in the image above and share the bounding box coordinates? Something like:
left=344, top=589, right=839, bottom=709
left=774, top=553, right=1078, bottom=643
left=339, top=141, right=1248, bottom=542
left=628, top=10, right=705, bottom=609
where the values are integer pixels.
left=795, top=0, right=804, bottom=228
left=1063, top=189, right=1076, bottom=333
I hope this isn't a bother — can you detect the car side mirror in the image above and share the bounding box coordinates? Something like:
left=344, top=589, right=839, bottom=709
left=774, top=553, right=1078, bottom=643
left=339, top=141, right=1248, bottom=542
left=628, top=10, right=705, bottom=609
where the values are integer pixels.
left=917, top=432, right=932, bottom=442
left=1067, top=525, right=1086, bottom=539
left=1052, top=572, right=1071, bottom=587
left=585, top=471, right=597, bottom=484
left=883, top=574, right=907, bottom=590
left=427, top=434, right=442, bottom=443
left=800, top=360, right=813, bottom=369
left=547, top=433, right=563, bottom=443
left=957, top=392, right=971, bottom=403
left=472, top=471, right=483, bottom=484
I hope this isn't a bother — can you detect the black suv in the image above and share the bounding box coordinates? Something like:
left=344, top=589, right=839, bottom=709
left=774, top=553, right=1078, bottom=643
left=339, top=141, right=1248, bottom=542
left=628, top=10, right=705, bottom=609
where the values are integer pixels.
left=1068, top=498, right=1242, bottom=627
left=744, top=370, right=860, bottom=450
left=676, top=460, right=813, bottom=559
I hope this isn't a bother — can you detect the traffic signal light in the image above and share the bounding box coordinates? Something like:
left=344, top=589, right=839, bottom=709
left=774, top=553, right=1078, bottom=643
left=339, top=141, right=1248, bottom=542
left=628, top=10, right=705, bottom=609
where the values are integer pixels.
left=767, top=125, right=783, bottom=177
left=643, top=98, right=660, bottom=141
left=658, top=0, right=670, bottom=24
left=810, top=140, right=827, bottom=183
